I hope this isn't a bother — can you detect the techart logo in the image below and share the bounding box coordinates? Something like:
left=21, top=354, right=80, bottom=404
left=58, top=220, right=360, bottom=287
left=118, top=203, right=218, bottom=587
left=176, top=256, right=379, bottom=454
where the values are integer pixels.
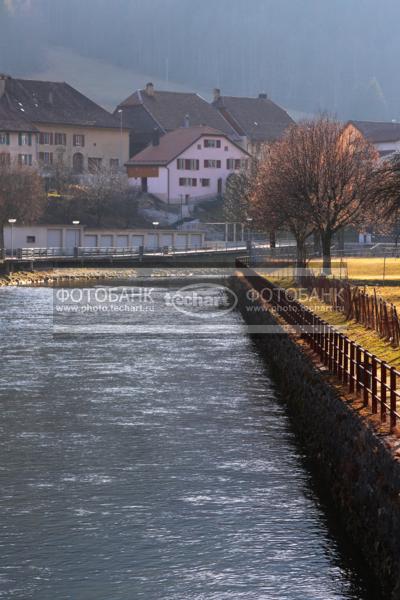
left=165, top=283, right=238, bottom=319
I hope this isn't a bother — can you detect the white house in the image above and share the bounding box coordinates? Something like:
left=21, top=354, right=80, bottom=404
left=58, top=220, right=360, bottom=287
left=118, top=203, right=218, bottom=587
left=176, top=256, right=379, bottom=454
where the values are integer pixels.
left=345, top=120, right=400, bottom=158
left=125, top=125, right=250, bottom=204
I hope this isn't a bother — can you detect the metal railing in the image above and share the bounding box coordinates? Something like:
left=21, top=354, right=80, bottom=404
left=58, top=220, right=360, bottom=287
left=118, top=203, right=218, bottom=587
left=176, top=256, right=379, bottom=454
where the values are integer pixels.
left=236, top=260, right=400, bottom=431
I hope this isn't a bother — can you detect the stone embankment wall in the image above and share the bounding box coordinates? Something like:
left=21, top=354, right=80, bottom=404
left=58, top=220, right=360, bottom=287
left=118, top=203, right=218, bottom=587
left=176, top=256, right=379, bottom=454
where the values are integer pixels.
left=231, top=273, right=400, bottom=600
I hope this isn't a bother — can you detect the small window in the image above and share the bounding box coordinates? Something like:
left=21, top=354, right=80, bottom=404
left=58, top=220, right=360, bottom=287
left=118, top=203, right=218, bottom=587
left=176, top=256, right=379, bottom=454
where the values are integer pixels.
left=204, top=139, right=221, bottom=148
left=39, top=132, right=53, bottom=145
left=197, top=144, right=201, bottom=150
left=224, top=146, right=228, bottom=151
left=177, top=158, right=199, bottom=170
left=39, top=152, right=53, bottom=165
left=73, top=134, right=85, bottom=147
left=54, top=133, right=67, bottom=145
left=0, top=152, right=10, bottom=165
left=18, top=154, right=32, bottom=166
left=179, top=177, right=197, bottom=187
left=109, top=158, right=119, bottom=172
left=18, top=133, right=32, bottom=146
left=201, top=178, right=210, bottom=187
left=26, top=236, right=36, bottom=243
left=0, top=133, right=10, bottom=145
left=204, top=159, right=221, bottom=168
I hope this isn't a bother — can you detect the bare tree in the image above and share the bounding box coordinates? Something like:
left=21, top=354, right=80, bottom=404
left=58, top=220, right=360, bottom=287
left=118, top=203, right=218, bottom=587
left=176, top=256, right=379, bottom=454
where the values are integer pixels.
left=0, top=160, right=46, bottom=249
left=252, top=117, right=377, bottom=273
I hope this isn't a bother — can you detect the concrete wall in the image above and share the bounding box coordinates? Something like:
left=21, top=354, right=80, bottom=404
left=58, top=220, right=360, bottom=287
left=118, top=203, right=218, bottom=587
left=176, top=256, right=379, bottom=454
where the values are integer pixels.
left=3, top=225, right=205, bottom=251
left=232, top=272, right=400, bottom=599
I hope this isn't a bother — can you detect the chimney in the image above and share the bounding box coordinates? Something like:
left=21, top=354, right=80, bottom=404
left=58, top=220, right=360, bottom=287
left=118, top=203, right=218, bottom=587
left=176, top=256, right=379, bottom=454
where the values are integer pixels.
left=258, top=93, right=268, bottom=100
left=145, top=82, right=155, bottom=97
left=152, top=127, right=160, bottom=146
left=213, top=88, right=221, bottom=102
left=184, top=114, right=190, bottom=128
left=0, top=74, right=11, bottom=99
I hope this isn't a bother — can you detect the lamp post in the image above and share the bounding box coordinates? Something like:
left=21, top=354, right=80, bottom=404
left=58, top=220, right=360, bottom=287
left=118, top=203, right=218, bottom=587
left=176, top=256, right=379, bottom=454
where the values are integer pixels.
left=72, top=220, right=80, bottom=253
left=152, top=221, right=159, bottom=229
left=8, top=218, right=16, bottom=258
left=118, top=108, right=123, bottom=167
left=246, top=217, right=253, bottom=265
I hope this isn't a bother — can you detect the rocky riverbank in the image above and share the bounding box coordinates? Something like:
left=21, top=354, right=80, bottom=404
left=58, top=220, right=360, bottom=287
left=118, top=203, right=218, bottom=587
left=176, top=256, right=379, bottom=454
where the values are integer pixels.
left=0, top=268, right=140, bottom=287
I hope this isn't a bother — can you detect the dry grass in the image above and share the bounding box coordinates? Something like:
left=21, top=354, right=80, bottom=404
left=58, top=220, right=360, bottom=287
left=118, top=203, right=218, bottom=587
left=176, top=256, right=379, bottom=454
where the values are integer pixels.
left=307, top=257, right=400, bottom=281
left=261, top=270, right=400, bottom=368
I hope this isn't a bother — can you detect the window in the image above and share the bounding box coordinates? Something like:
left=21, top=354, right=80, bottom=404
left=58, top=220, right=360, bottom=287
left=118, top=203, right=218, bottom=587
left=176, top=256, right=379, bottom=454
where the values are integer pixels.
left=179, top=178, right=197, bottom=187
left=39, top=132, right=53, bottom=145
left=109, top=158, right=119, bottom=172
left=54, top=133, right=67, bottom=145
left=0, top=153, right=10, bottom=165
left=227, top=158, right=248, bottom=170
left=88, top=157, right=102, bottom=173
left=73, top=134, right=85, bottom=147
left=18, top=133, right=32, bottom=146
left=26, top=236, right=36, bottom=243
left=39, top=152, right=53, bottom=165
left=18, top=154, right=32, bottom=166
left=177, top=158, right=199, bottom=170
left=0, top=132, right=10, bottom=145
left=201, top=178, right=210, bottom=187
left=204, top=139, right=221, bottom=148
left=224, top=146, right=228, bottom=151
left=73, top=152, right=84, bottom=173
left=197, top=144, right=201, bottom=150
left=204, top=159, right=221, bottom=168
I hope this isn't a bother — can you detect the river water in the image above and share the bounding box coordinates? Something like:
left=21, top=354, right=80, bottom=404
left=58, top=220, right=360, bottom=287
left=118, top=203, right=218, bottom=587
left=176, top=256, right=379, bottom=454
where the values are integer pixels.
left=0, top=282, right=375, bottom=599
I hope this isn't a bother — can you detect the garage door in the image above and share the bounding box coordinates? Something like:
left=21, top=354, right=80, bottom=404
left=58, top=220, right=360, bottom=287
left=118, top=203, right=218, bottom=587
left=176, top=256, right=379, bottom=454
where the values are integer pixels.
left=131, top=235, right=144, bottom=249
left=190, top=234, right=202, bottom=249
left=100, top=235, right=113, bottom=248
left=47, top=229, right=62, bottom=248
left=161, top=234, right=173, bottom=248
left=66, top=229, right=80, bottom=248
left=146, top=233, right=158, bottom=250
left=175, top=234, right=188, bottom=249
left=116, top=235, right=129, bottom=248
left=84, top=235, right=97, bottom=248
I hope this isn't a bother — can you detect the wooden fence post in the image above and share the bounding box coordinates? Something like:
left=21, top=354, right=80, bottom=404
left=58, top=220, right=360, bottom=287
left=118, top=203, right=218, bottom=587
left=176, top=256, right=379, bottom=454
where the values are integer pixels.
left=390, top=367, right=397, bottom=433
left=371, top=356, right=377, bottom=414
left=381, top=362, right=387, bottom=423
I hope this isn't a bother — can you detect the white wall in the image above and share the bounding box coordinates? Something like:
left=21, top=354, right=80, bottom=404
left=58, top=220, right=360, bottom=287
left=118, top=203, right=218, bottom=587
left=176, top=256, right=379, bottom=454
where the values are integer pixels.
left=129, top=133, right=249, bottom=204
left=3, top=225, right=205, bottom=251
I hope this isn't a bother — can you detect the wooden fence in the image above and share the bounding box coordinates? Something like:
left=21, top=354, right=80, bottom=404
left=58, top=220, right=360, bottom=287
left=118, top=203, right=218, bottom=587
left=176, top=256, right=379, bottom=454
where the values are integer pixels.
left=236, top=260, right=400, bottom=432
left=299, top=274, right=400, bottom=348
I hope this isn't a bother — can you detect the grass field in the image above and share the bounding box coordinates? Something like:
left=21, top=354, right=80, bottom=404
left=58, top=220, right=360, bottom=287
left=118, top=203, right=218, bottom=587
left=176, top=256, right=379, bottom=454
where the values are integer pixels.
left=307, top=257, right=400, bottom=281
left=263, top=266, right=400, bottom=368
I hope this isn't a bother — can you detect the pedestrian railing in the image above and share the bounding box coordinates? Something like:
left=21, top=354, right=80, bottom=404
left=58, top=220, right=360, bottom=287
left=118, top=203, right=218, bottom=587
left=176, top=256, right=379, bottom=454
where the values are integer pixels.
left=236, top=260, right=400, bottom=432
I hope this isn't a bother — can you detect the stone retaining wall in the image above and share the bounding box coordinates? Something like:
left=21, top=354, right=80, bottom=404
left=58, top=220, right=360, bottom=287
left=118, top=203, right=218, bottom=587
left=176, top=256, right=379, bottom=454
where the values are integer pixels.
left=231, top=272, right=400, bottom=599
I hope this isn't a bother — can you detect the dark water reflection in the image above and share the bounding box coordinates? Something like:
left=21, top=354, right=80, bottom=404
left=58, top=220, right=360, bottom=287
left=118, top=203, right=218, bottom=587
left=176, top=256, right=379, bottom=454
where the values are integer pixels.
left=0, top=285, right=375, bottom=599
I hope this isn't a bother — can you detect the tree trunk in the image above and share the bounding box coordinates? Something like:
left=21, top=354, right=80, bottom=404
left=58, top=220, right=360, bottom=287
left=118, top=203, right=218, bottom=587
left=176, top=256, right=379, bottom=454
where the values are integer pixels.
left=313, top=231, right=321, bottom=254
left=269, top=230, right=276, bottom=248
left=321, top=231, right=332, bottom=275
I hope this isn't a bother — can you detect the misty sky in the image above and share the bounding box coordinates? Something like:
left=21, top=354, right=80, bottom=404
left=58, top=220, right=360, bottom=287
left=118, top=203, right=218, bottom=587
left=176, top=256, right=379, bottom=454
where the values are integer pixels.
left=0, top=0, right=399, bottom=120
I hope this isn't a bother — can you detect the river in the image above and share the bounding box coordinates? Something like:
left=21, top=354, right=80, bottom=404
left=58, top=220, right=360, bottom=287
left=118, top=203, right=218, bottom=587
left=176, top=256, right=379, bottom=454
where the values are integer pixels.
left=0, top=282, right=375, bottom=599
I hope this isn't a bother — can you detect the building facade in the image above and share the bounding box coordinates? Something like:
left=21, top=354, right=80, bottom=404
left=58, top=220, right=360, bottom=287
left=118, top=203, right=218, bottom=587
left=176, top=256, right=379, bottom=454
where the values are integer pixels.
left=3, top=225, right=205, bottom=252
left=0, top=74, right=129, bottom=174
left=344, top=120, right=400, bottom=158
left=125, top=126, right=250, bottom=204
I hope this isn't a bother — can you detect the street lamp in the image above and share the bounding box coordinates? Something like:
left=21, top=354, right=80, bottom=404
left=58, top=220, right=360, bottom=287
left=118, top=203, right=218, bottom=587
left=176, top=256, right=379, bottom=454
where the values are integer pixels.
left=152, top=221, right=159, bottom=229
left=72, top=220, right=80, bottom=225
left=117, top=108, right=123, bottom=166
left=8, top=218, right=16, bottom=257
left=246, top=217, right=253, bottom=264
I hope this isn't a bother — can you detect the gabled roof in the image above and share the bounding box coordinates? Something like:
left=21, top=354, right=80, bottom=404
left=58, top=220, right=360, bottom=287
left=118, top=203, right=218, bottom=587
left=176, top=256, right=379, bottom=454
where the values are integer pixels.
left=117, top=86, right=236, bottom=136
left=0, top=75, right=122, bottom=130
left=0, top=102, right=38, bottom=132
left=126, top=125, right=249, bottom=166
left=348, top=120, right=400, bottom=143
left=212, top=94, right=294, bottom=142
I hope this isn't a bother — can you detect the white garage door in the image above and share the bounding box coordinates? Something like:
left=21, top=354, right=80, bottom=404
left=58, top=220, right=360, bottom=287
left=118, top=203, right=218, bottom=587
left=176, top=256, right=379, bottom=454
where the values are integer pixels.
left=116, top=235, right=129, bottom=248
left=190, top=234, right=202, bottom=249
left=100, top=235, right=113, bottom=248
left=84, top=235, right=97, bottom=248
left=47, top=229, right=62, bottom=248
left=161, top=234, right=173, bottom=248
left=175, top=234, right=188, bottom=249
left=146, top=233, right=158, bottom=250
left=66, top=229, right=80, bottom=248
left=131, top=235, right=144, bottom=249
